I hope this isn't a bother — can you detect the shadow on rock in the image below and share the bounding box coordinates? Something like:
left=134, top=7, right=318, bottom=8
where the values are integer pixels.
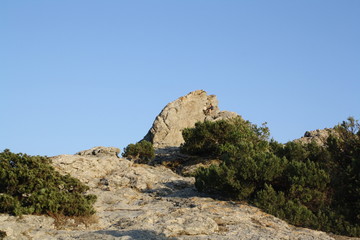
left=79, top=229, right=177, bottom=240
left=142, top=179, right=211, bottom=199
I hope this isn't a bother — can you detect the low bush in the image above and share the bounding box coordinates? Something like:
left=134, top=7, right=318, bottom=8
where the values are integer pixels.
left=122, top=140, right=155, bottom=163
left=181, top=117, right=360, bottom=237
left=181, top=116, right=269, bottom=157
left=0, top=149, right=97, bottom=216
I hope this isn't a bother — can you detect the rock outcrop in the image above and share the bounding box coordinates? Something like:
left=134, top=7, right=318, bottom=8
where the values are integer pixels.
left=143, top=90, right=238, bottom=148
left=76, top=146, right=120, bottom=158
left=294, top=128, right=338, bottom=146
left=0, top=146, right=353, bottom=240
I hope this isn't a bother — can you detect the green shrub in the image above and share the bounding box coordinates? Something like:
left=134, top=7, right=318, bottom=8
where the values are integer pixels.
left=182, top=117, right=360, bottom=237
left=327, top=117, right=360, bottom=226
left=0, top=149, right=97, bottom=216
left=181, top=116, right=270, bottom=157
left=122, top=140, right=155, bottom=163
left=254, top=184, right=317, bottom=227
left=185, top=117, right=285, bottom=199
left=195, top=151, right=287, bottom=200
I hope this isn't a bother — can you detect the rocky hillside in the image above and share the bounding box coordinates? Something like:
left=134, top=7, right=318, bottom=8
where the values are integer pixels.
left=0, top=146, right=347, bottom=240
left=1, top=90, right=357, bottom=240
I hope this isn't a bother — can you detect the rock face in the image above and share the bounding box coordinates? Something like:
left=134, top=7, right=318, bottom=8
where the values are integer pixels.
left=76, top=146, right=120, bottom=158
left=143, top=90, right=238, bottom=149
left=0, top=146, right=351, bottom=240
left=294, top=128, right=337, bottom=146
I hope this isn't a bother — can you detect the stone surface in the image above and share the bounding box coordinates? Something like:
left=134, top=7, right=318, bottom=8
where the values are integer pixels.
left=294, top=128, right=338, bottom=146
left=143, top=90, right=238, bottom=149
left=76, top=146, right=120, bottom=158
left=1, top=147, right=355, bottom=240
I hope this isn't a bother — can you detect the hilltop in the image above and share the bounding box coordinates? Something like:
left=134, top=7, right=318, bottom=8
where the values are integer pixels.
left=1, top=90, right=358, bottom=240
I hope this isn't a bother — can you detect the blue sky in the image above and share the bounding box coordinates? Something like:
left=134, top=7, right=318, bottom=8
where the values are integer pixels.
left=1, top=1, right=360, bottom=156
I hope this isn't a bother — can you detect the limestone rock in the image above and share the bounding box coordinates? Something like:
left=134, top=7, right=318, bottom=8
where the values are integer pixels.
left=0, top=214, right=56, bottom=240
left=143, top=90, right=239, bottom=148
left=294, top=128, right=338, bottom=146
left=76, top=146, right=120, bottom=158
left=205, top=110, right=239, bottom=122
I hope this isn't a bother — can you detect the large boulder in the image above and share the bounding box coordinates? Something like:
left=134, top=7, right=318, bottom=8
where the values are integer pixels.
left=143, top=90, right=238, bottom=148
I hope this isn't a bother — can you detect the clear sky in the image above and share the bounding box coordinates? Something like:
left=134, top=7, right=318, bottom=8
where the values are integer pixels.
left=1, top=1, right=360, bottom=156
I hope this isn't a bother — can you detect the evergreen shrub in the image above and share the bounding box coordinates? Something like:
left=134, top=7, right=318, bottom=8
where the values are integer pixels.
left=0, top=149, right=97, bottom=216
left=122, top=140, right=155, bottom=163
left=181, top=116, right=269, bottom=157
left=180, top=117, right=360, bottom=237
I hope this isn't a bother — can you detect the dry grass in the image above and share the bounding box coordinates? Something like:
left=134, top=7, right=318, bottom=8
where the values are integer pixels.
left=48, top=212, right=98, bottom=229
left=0, top=230, right=6, bottom=240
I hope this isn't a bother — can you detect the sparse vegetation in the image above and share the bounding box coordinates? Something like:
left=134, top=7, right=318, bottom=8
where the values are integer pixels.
left=181, top=117, right=360, bottom=237
left=122, top=140, right=155, bottom=163
left=48, top=212, right=99, bottom=229
left=0, top=230, right=6, bottom=240
left=0, top=149, right=97, bottom=217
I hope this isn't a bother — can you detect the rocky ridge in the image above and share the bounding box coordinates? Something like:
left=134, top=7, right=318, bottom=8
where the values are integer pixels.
left=0, top=147, right=347, bottom=240
left=295, top=128, right=338, bottom=145
left=76, top=146, right=120, bottom=158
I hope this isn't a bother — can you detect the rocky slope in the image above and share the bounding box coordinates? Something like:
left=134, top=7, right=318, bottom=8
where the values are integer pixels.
left=1, top=146, right=356, bottom=240
left=1, top=91, right=357, bottom=240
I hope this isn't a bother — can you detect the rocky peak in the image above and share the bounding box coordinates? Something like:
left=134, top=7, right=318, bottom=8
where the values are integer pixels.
left=143, top=90, right=238, bottom=148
